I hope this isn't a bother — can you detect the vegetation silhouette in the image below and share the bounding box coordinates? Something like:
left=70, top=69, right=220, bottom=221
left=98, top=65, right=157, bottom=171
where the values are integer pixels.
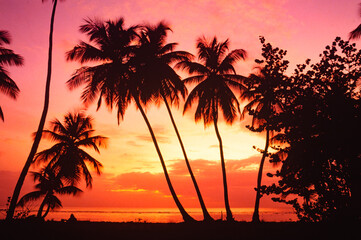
left=263, top=37, right=361, bottom=222
left=7, top=0, right=62, bottom=220
left=33, top=112, right=106, bottom=188
left=241, top=37, right=287, bottom=222
left=177, top=36, right=247, bottom=221
left=133, top=22, right=213, bottom=222
left=66, top=18, right=195, bottom=222
left=0, top=30, right=24, bottom=121
left=17, top=168, right=82, bottom=219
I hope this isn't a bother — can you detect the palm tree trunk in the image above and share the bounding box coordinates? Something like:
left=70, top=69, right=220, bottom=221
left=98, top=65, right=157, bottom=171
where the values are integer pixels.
left=162, top=93, right=213, bottom=222
left=213, top=118, right=233, bottom=221
left=252, top=128, right=270, bottom=223
left=134, top=98, right=195, bottom=223
left=37, top=195, right=49, bottom=218
left=6, top=0, right=57, bottom=221
left=42, top=203, right=51, bottom=219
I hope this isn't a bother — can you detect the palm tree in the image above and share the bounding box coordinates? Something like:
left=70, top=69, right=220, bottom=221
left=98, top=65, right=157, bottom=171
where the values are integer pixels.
left=177, top=36, right=247, bottom=221
left=0, top=30, right=24, bottom=121
left=7, top=0, right=62, bottom=220
left=66, top=18, right=195, bottom=222
left=33, top=112, right=106, bottom=188
left=17, top=168, right=82, bottom=219
left=349, top=3, right=361, bottom=40
left=134, top=22, right=213, bottom=222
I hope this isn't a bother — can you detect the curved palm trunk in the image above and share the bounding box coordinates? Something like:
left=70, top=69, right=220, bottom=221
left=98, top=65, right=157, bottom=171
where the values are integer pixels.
left=252, top=128, right=270, bottom=223
left=213, top=118, right=233, bottom=221
left=42, top=203, right=51, bottom=219
left=37, top=194, right=49, bottom=218
left=6, top=0, right=57, bottom=221
left=162, top=93, right=213, bottom=222
left=134, top=98, right=195, bottom=223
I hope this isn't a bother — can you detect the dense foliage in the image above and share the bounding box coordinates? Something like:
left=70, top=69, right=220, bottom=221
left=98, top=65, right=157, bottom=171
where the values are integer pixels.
left=262, top=37, right=361, bottom=222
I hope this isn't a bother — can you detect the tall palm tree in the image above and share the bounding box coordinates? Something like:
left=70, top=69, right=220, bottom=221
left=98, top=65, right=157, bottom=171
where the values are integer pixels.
left=349, top=3, right=361, bottom=40
left=7, top=0, right=62, bottom=220
left=177, top=36, right=247, bottom=221
left=66, top=18, right=195, bottom=222
left=33, top=112, right=106, bottom=188
left=0, top=30, right=24, bottom=121
left=134, top=22, right=213, bottom=221
left=17, top=169, right=82, bottom=219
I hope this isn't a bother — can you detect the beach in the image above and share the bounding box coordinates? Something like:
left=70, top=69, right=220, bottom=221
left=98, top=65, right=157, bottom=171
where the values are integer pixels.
left=0, top=220, right=357, bottom=240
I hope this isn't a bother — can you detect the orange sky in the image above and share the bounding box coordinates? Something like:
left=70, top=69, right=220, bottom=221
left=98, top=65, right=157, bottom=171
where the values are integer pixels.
left=0, top=0, right=360, bottom=213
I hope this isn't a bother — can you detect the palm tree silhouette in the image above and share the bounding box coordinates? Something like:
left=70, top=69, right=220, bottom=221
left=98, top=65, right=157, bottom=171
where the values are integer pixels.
left=17, top=168, right=82, bottom=219
left=0, top=30, right=24, bottom=121
left=7, top=0, right=62, bottom=220
left=241, top=69, right=284, bottom=222
left=349, top=3, right=361, bottom=40
left=33, top=112, right=106, bottom=188
left=134, top=22, right=213, bottom=222
left=177, top=36, right=247, bottom=221
left=66, top=18, right=194, bottom=222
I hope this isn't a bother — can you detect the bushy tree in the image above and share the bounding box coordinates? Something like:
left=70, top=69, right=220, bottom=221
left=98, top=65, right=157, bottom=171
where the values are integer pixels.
left=264, top=37, right=361, bottom=222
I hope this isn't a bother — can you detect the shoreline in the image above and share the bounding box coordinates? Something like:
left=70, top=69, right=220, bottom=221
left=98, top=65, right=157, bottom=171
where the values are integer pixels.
left=1, top=220, right=357, bottom=240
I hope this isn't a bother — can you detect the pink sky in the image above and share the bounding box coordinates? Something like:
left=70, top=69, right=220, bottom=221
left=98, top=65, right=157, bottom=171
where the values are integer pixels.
left=0, top=0, right=360, bottom=216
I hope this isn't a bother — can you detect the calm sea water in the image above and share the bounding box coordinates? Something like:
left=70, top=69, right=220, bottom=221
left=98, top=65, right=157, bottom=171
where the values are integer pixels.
left=1, top=207, right=297, bottom=222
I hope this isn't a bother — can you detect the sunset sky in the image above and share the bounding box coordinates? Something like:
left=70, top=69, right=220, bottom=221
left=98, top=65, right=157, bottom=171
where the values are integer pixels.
left=0, top=0, right=360, bottom=215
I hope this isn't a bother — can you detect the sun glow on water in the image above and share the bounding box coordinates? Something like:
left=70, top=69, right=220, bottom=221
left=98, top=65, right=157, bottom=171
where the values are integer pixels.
left=1, top=207, right=296, bottom=223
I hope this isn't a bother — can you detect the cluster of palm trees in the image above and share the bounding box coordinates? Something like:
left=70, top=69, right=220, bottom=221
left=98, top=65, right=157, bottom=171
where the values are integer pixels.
left=15, top=112, right=106, bottom=219
left=64, top=17, right=251, bottom=222
left=1, top=0, right=277, bottom=222
left=7, top=1, right=361, bottom=223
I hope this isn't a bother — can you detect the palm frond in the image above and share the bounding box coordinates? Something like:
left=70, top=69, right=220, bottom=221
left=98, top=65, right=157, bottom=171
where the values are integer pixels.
left=219, top=49, right=247, bottom=74
left=349, top=24, right=361, bottom=40
left=175, top=60, right=208, bottom=74
left=66, top=41, right=105, bottom=63
left=0, top=69, right=20, bottom=99
left=78, top=149, right=103, bottom=175
left=0, top=47, right=24, bottom=66
left=0, top=31, right=11, bottom=45
left=17, top=191, right=44, bottom=207
left=57, top=186, right=83, bottom=196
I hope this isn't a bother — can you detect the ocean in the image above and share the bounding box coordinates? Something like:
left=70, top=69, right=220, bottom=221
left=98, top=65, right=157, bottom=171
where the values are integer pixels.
left=1, top=207, right=297, bottom=222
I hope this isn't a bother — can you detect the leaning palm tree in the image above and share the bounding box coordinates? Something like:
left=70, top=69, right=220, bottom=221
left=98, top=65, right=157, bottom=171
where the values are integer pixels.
left=177, top=36, right=247, bottom=221
left=66, top=18, right=195, bottom=222
left=7, top=0, right=63, bottom=220
left=349, top=3, right=361, bottom=40
left=33, top=112, right=106, bottom=188
left=0, top=30, right=24, bottom=121
left=17, top=168, right=82, bottom=219
left=134, top=22, right=213, bottom=221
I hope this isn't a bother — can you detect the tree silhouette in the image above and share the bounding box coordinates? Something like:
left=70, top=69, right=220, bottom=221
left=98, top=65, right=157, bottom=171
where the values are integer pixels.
left=264, top=37, right=361, bottom=222
left=17, top=168, right=82, bottom=219
left=7, top=0, right=62, bottom=220
left=66, top=18, right=194, bottom=222
left=0, top=30, right=24, bottom=121
left=177, top=36, right=247, bottom=221
left=134, top=22, right=213, bottom=221
left=241, top=37, right=287, bottom=222
left=34, top=112, right=106, bottom=188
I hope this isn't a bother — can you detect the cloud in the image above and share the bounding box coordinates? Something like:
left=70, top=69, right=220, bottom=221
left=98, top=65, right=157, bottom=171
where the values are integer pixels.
left=136, top=134, right=170, bottom=144
left=97, top=156, right=281, bottom=208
